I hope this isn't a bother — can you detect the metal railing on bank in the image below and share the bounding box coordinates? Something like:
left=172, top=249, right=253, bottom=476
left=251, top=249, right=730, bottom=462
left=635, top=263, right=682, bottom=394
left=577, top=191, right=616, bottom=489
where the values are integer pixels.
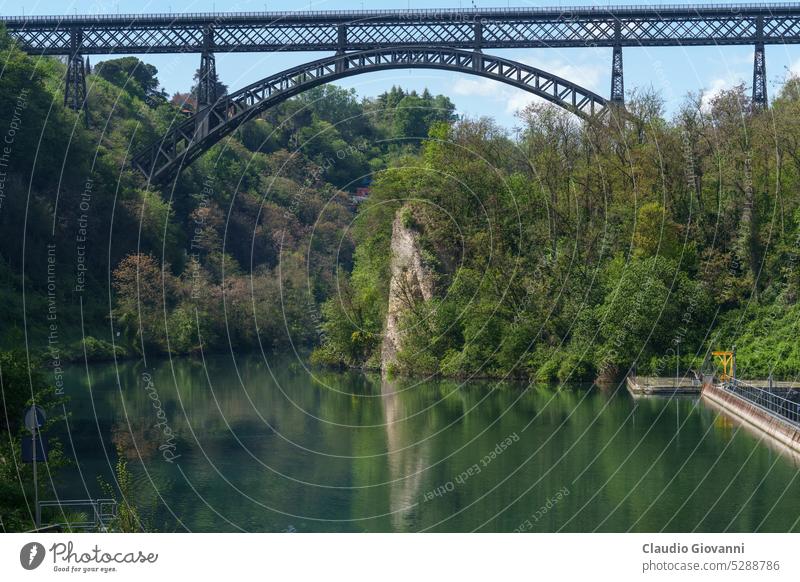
left=724, top=379, right=800, bottom=427
left=31, top=499, right=118, bottom=532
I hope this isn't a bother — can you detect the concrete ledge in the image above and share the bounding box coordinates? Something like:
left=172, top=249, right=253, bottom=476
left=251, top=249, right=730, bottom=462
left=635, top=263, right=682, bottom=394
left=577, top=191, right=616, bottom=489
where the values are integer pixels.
left=626, top=376, right=700, bottom=395
left=702, top=383, right=800, bottom=454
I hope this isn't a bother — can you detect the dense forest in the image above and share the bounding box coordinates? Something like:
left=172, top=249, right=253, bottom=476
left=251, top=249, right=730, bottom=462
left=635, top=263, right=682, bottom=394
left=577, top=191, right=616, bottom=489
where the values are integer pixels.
left=2, top=21, right=800, bottom=529
left=0, top=28, right=456, bottom=361
left=313, top=87, right=800, bottom=383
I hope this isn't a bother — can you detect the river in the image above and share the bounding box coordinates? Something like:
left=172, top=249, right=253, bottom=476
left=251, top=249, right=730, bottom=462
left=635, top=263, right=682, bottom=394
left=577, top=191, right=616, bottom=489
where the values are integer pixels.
left=54, top=353, right=800, bottom=532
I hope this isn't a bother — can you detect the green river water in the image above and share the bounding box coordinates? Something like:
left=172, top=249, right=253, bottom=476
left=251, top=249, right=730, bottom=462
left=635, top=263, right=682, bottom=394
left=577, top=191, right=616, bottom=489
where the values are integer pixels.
left=53, top=353, right=800, bottom=532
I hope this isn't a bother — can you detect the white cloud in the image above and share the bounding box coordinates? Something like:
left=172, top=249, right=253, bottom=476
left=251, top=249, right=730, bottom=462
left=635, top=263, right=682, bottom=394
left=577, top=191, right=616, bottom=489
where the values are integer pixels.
left=522, top=58, right=604, bottom=92
left=452, top=77, right=497, bottom=98
left=700, top=75, right=744, bottom=109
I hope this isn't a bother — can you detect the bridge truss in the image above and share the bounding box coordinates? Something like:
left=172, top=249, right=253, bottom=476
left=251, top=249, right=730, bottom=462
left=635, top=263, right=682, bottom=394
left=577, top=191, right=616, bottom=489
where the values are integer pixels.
left=7, top=5, right=800, bottom=53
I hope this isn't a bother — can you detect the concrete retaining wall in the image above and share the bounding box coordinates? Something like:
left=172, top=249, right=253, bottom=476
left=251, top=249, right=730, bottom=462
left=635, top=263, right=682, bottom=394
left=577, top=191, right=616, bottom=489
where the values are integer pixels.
left=702, top=383, right=800, bottom=453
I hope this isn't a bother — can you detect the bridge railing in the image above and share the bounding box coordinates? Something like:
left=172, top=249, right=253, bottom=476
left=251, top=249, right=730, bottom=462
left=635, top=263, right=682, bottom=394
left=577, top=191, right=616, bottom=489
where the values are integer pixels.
left=7, top=4, right=800, bottom=23
left=724, top=379, right=800, bottom=426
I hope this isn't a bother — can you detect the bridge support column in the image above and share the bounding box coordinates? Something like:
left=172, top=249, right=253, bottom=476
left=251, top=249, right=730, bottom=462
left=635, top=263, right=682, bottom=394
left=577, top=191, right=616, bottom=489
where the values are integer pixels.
left=195, top=51, right=217, bottom=138
left=64, top=29, right=88, bottom=119
left=197, top=53, right=218, bottom=108
left=335, top=25, right=348, bottom=74
left=752, top=42, right=767, bottom=109
left=610, top=44, right=624, bottom=105
left=197, top=25, right=219, bottom=108
left=196, top=26, right=218, bottom=139
left=752, top=16, right=767, bottom=109
left=473, top=22, right=483, bottom=70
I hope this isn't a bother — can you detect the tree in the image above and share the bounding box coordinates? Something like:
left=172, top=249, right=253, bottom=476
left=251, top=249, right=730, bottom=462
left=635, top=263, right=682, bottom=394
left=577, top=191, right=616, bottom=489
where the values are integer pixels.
left=392, top=92, right=456, bottom=142
left=633, top=202, right=682, bottom=261
left=112, top=254, right=179, bottom=353
left=94, top=57, right=166, bottom=104
left=191, top=66, right=228, bottom=102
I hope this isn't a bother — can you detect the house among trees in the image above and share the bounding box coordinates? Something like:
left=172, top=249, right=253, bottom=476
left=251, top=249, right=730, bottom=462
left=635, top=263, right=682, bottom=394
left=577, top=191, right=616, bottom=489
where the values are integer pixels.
left=354, top=178, right=372, bottom=202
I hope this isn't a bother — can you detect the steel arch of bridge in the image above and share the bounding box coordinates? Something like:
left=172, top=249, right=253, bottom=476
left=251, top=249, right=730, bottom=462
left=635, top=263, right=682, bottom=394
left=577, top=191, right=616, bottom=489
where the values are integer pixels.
left=131, top=46, right=608, bottom=184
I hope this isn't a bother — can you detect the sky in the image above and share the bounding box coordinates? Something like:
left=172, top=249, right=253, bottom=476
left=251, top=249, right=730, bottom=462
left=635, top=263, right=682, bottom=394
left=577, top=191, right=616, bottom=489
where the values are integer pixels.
left=3, top=0, right=800, bottom=127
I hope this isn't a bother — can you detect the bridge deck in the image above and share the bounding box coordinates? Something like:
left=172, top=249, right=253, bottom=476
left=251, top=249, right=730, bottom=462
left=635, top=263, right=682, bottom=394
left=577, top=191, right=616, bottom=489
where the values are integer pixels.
left=6, top=3, right=800, bottom=55
left=6, top=4, right=800, bottom=24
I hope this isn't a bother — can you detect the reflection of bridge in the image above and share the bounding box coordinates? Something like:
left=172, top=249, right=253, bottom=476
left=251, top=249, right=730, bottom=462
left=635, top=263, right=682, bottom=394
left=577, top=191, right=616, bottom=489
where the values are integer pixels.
left=5, top=4, right=799, bottom=181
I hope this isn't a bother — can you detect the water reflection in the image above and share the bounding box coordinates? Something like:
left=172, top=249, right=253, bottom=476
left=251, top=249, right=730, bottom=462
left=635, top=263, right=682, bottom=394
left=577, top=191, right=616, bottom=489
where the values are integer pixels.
left=54, top=353, right=800, bottom=532
left=380, top=378, right=430, bottom=531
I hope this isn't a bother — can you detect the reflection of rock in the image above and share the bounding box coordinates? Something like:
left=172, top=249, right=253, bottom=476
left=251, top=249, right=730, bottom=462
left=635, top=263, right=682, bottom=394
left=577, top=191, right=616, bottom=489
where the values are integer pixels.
left=381, top=379, right=429, bottom=531
left=381, top=210, right=435, bottom=371
left=111, top=422, right=160, bottom=461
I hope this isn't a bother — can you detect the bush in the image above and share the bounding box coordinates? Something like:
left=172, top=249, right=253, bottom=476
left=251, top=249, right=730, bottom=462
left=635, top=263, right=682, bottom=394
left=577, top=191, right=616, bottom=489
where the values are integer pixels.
left=73, top=337, right=126, bottom=361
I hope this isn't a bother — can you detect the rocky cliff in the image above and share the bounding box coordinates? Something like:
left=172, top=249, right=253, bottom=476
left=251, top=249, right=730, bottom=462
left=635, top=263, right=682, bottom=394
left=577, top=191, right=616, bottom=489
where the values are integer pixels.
left=381, top=210, right=435, bottom=371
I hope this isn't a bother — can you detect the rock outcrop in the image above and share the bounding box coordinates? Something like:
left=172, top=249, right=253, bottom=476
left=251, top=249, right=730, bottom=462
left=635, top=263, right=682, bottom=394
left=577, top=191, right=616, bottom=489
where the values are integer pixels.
left=381, top=210, right=435, bottom=372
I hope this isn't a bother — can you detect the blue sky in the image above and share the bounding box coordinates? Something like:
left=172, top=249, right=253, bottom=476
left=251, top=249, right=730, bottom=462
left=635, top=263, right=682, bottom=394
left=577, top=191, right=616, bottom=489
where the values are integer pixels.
left=3, top=0, right=800, bottom=127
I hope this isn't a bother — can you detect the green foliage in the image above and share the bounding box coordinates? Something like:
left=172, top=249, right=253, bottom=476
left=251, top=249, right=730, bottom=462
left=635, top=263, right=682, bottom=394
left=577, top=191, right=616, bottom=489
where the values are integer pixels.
left=633, top=202, right=682, bottom=261
left=392, top=91, right=456, bottom=142
left=715, top=302, right=800, bottom=378
left=368, top=86, right=457, bottom=145
left=0, top=24, right=462, bottom=363
left=0, top=350, right=67, bottom=531
left=317, top=82, right=800, bottom=382
left=71, top=337, right=125, bottom=361
left=591, top=256, right=710, bottom=376
left=94, top=57, right=166, bottom=104
left=98, top=446, right=144, bottom=532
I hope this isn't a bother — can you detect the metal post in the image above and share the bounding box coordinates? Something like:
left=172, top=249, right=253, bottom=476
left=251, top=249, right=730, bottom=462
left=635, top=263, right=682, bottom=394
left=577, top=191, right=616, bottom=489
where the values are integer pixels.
left=335, top=25, right=348, bottom=73
left=64, top=28, right=87, bottom=115
left=196, top=26, right=217, bottom=138
left=610, top=21, right=624, bottom=105
left=732, top=345, right=737, bottom=384
left=32, top=431, right=39, bottom=529
left=198, top=54, right=217, bottom=108
left=473, top=22, right=483, bottom=70
left=753, top=17, right=767, bottom=109
left=752, top=43, right=767, bottom=108
left=198, top=25, right=217, bottom=109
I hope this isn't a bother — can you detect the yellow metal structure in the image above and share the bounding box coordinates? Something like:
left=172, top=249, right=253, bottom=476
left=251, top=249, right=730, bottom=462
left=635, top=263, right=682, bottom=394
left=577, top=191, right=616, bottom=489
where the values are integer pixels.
left=712, top=351, right=734, bottom=381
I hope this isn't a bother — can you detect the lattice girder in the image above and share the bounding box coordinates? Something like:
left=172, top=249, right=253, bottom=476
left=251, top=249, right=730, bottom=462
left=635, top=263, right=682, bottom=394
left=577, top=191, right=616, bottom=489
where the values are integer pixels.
left=7, top=6, right=800, bottom=54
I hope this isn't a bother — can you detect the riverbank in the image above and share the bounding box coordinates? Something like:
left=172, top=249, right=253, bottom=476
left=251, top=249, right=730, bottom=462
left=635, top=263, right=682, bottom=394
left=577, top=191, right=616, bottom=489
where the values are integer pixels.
left=702, top=382, right=800, bottom=454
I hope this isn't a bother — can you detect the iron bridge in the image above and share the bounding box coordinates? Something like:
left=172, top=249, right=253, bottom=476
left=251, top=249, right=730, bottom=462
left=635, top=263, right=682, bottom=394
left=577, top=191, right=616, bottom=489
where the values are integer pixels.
left=3, top=3, right=799, bottom=182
